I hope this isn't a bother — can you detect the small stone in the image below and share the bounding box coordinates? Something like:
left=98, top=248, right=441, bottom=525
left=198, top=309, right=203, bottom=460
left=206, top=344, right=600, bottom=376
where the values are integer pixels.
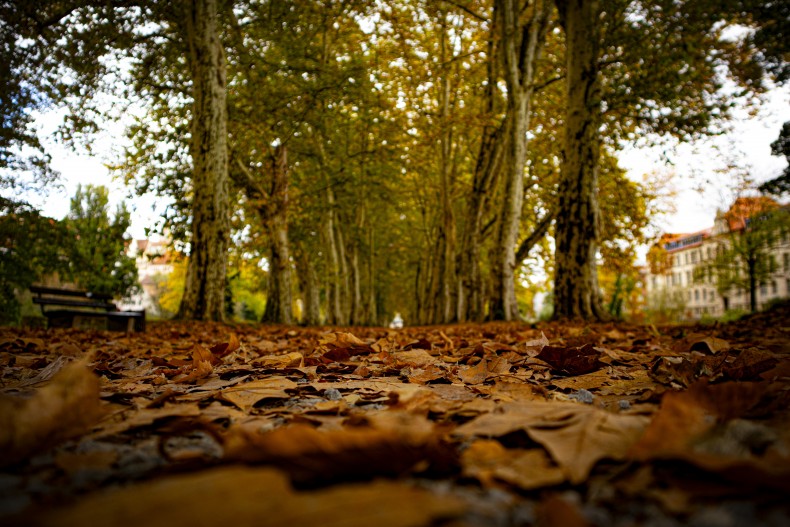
left=324, top=388, right=343, bottom=401
left=619, top=400, right=631, bottom=410
left=570, top=389, right=594, bottom=404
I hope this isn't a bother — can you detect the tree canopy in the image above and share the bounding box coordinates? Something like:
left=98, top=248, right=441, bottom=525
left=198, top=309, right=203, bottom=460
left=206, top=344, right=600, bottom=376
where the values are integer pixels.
left=1, top=0, right=787, bottom=323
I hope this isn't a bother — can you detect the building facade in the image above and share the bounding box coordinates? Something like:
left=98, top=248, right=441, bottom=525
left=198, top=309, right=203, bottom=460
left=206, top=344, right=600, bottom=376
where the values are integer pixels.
left=118, top=237, right=174, bottom=315
left=645, top=198, right=790, bottom=320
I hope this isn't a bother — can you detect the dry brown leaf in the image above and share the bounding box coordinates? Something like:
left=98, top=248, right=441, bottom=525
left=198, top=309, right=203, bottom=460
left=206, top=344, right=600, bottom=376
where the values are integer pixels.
left=461, top=440, right=565, bottom=490
left=174, top=345, right=214, bottom=383
left=523, top=332, right=549, bottom=357
left=551, top=370, right=610, bottom=391
left=255, top=351, right=304, bottom=369
left=688, top=336, right=730, bottom=354
left=91, top=403, right=203, bottom=438
left=223, top=412, right=454, bottom=484
left=455, top=401, right=649, bottom=484
left=392, top=349, right=436, bottom=367
left=32, top=465, right=465, bottom=527
left=319, top=332, right=372, bottom=355
left=537, top=344, right=603, bottom=376
left=535, top=493, right=591, bottom=527
left=0, top=361, right=104, bottom=467
left=219, top=377, right=297, bottom=412
left=629, top=380, right=769, bottom=460
left=458, top=357, right=511, bottom=385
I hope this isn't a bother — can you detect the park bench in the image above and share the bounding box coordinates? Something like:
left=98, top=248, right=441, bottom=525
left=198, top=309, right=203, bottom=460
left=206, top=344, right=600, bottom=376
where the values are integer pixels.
left=29, top=285, right=145, bottom=332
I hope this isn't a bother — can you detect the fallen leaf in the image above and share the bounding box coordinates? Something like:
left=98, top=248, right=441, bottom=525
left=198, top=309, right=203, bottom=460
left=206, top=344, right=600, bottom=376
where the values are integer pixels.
left=455, top=401, right=649, bottom=483
left=319, top=332, right=372, bottom=355
left=537, top=344, right=603, bottom=376
left=209, top=333, right=241, bottom=358
left=689, top=336, right=730, bottom=354
left=629, top=380, right=769, bottom=460
left=535, top=493, right=591, bottom=527
left=174, top=345, right=214, bottom=383
left=32, top=465, right=465, bottom=527
left=254, top=351, right=304, bottom=369
left=0, top=361, right=104, bottom=467
left=223, top=412, right=454, bottom=484
left=219, top=377, right=298, bottom=412
left=523, top=332, right=549, bottom=357
left=461, top=440, right=565, bottom=490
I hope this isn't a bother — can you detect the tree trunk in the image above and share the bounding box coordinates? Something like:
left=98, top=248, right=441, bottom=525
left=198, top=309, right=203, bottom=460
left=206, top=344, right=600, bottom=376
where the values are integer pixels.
left=297, top=249, right=321, bottom=325
left=553, top=0, right=607, bottom=320
left=489, top=0, right=552, bottom=321
left=457, top=5, right=507, bottom=322
left=436, top=11, right=457, bottom=324
left=748, top=258, right=757, bottom=312
left=324, top=186, right=343, bottom=325
left=261, top=146, right=293, bottom=324
left=177, top=0, right=230, bottom=321
left=367, top=227, right=377, bottom=325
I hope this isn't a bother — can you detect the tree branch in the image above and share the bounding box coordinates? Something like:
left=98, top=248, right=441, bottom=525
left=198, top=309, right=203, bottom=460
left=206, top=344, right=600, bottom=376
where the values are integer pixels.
left=515, top=210, right=556, bottom=264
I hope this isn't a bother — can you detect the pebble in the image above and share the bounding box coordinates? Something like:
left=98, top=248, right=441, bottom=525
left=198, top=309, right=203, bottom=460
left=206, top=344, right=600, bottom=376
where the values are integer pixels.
left=570, top=389, right=594, bottom=404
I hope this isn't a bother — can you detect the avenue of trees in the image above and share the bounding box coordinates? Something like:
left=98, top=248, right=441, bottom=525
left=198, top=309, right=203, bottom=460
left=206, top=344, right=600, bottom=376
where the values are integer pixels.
left=0, top=0, right=787, bottom=324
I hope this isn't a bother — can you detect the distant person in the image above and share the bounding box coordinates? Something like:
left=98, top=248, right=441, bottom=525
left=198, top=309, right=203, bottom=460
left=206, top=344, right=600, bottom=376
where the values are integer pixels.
left=389, top=313, right=403, bottom=329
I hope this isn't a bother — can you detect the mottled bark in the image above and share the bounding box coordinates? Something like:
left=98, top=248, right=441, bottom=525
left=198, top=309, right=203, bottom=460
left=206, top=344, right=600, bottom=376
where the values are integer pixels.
left=458, top=9, right=507, bottom=322
left=324, top=186, right=344, bottom=325
left=553, top=0, right=607, bottom=320
left=515, top=210, right=556, bottom=265
left=489, top=0, right=553, bottom=321
left=297, top=249, right=321, bottom=326
left=437, top=12, right=457, bottom=324
left=261, top=146, right=294, bottom=324
left=367, top=227, right=377, bottom=325
left=177, top=0, right=230, bottom=321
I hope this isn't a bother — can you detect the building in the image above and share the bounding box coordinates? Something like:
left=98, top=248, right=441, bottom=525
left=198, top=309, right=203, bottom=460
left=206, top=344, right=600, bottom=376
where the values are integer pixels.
left=118, top=237, right=174, bottom=315
left=645, top=197, right=790, bottom=320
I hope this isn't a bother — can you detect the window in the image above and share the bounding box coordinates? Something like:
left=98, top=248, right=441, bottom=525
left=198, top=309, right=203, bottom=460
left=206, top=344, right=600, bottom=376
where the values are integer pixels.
left=691, top=251, right=698, bottom=263
left=761, top=284, right=768, bottom=296
left=772, top=281, right=778, bottom=294
left=687, top=271, right=692, bottom=284
left=784, top=253, right=789, bottom=272
left=685, top=253, right=689, bottom=264
left=694, top=290, right=699, bottom=301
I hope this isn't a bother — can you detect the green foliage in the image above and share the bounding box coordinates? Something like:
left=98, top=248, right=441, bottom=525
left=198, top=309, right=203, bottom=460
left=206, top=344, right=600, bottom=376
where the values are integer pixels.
left=0, top=197, right=68, bottom=324
left=699, top=205, right=787, bottom=311
left=644, top=289, right=688, bottom=324
left=759, top=121, right=790, bottom=196
left=63, top=185, right=139, bottom=300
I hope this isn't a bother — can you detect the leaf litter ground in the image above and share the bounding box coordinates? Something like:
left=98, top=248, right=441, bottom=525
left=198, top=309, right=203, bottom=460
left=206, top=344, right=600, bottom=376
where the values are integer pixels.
left=1, top=303, right=789, bottom=527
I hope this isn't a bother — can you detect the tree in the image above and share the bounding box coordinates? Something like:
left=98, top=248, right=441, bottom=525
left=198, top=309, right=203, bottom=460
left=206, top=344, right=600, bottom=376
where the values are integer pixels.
left=64, top=185, right=139, bottom=300
left=759, top=121, right=790, bottom=195
left=2, top=0, right=232, bottom=321
left=173, top=0, right=230, bottom=321
left=698, top=198, right=787, bottom=312
left=0, top=197, right=68, bottom=324
left=0, top=2, right=57, bottom=193
left=488, top=0, right=554, bottom=321
left=553, top=0, right=606, bottom=320
left=552, top=0, right=784, bottom=320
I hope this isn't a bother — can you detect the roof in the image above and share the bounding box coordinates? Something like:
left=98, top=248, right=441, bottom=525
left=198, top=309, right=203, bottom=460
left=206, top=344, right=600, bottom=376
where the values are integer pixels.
left=723, top=196, right=780, bottom=232
left=661, top=229, right=712, bottom=252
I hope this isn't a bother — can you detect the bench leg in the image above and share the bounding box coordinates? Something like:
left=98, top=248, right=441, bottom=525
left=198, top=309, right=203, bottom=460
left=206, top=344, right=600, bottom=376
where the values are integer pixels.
left=126, top=317, right=135, bottom=335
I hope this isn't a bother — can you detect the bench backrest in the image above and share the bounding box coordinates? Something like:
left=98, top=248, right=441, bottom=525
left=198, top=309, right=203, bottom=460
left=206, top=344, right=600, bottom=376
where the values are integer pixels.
left=29, top=285, right=114, bottom=301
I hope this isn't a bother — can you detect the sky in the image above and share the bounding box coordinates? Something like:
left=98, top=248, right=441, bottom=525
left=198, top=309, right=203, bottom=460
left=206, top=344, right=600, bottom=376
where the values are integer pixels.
left=15, top=84, right=790, bottom=244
